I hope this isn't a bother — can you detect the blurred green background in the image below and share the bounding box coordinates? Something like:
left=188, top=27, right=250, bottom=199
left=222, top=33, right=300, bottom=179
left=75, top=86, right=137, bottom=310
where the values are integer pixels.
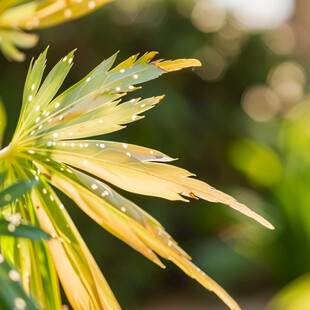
left=2, top=0, right=310, bottom=309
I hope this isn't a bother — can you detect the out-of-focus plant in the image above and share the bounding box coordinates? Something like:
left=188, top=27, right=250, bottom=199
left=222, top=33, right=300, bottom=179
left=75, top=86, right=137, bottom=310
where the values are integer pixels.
left=268, top=273, right=310, bottom=310
left=0, top=175, right=50, bottom=310
left=0, top=48, right=274, bottom=310
left=267, top=101, right=310, bottom=309
left=227, top=99, right=310, bottom=309
left=0, top=0, right=113, bottom=61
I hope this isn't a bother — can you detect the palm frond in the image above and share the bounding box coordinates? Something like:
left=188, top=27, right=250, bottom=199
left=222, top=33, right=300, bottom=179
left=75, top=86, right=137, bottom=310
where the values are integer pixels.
left=0, top=49, right=274, bottom=310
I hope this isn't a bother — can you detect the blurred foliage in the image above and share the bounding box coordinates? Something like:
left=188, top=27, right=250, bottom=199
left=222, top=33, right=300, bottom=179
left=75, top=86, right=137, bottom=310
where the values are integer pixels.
left=227, top=69, right=310, bottom=309
left=228, top=138, right=283, bottom=187
left=268, top=273, right=310, bottom=310
left=0, top=0, right=113, bottom=61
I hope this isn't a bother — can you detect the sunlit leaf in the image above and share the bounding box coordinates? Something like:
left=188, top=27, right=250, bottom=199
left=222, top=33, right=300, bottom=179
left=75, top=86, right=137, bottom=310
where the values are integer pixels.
left=0, top=0, right=113, bottom=61
left=155, top=58, right=202, bottom=71
left=30, top=179, right=121, bottom=310
left=0, top=178, right=51, bottom=310
left=33, top=156, right=240, bottom=310
left=0, top=29, right=38, bottom=62
left=0, top=49, right=274, bottom=310
left=0, top=0, right=114, bottom=29
left=33, top=139, right=273, bottom=229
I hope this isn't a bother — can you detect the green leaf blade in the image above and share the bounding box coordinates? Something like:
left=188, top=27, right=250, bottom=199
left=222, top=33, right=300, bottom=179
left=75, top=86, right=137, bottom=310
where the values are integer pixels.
left=0, top=256, right=39, bottom=310
left=0, top=219, right=50, bottom=240
left=0, top=179, right=38, bottom=208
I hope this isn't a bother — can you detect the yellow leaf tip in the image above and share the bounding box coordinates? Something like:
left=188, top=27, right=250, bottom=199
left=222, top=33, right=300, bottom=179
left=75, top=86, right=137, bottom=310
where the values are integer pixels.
left=265, top=221, right=275, bottom=230
left=188, top=58, right=202, bottom=67
left=155, top=95, right=165, bottom=103
left=251, top=213, right=275, bottom=230
left=155, top=58, right=202, bottom=72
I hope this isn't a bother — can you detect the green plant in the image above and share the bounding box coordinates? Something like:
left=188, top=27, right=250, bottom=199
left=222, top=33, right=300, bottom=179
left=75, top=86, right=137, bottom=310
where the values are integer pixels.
left=0, top=175, right=50, bottom=310
left=0, top=48, right=273, bottom=310
left=0, top=0, right=113, bottom=61
left=227, top=101, right=310, bottom=309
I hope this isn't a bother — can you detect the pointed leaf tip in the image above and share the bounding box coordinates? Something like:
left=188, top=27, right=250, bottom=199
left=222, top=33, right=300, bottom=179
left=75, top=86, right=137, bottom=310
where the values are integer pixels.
left=155, top=95, right=165, bottom=103
left=155, top=58, right=202, bottom=72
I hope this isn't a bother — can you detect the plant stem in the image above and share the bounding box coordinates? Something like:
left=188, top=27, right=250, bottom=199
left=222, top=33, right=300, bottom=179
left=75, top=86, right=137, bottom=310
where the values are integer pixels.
left=0, top=144, right=15, bottom=161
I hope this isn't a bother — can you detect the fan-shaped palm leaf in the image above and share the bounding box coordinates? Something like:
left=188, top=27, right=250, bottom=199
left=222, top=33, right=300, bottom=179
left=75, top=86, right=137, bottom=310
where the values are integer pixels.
left=0, top=49, right=274, bottom=310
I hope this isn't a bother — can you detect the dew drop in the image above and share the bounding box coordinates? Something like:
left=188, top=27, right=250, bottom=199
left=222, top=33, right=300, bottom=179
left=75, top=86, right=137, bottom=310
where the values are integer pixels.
left=88, top=1, right=95, bottom=9
left=64, top=9, right=72, bottom=18
left=9, top=269, right=20, bottom=281
left=8, top=223, right=15, bottom=232
left=14, top=297, right=26, bottom=309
